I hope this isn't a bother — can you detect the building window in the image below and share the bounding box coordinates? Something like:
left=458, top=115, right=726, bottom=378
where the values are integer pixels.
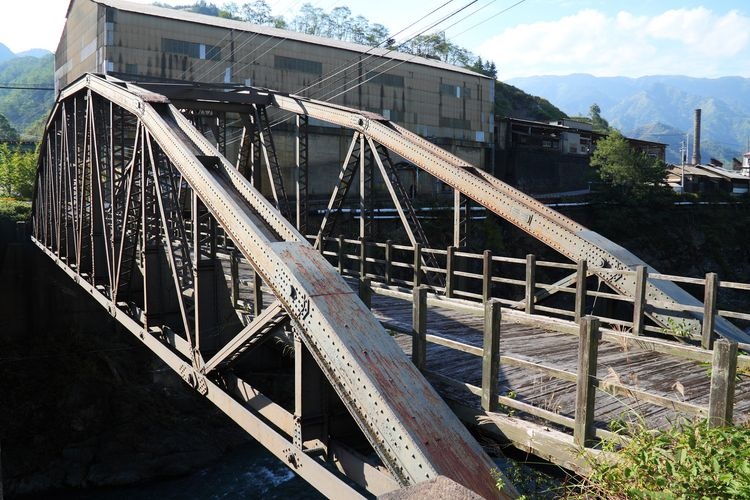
left=366, top=72, right=404, bottom=87
left=274, top=55, right=322, bottom=74
left=125, top=63, right=138, bottom=75
left=162, top=38, right=221, bottom=61
left=439, top=116, right=471, bottom=129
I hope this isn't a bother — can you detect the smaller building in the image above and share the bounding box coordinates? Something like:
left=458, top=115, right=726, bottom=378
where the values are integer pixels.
left=668, top=164, right=750, bottom=196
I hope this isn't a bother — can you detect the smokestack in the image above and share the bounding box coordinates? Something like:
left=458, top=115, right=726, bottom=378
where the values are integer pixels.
left=692, top=108, right=702, bottom=165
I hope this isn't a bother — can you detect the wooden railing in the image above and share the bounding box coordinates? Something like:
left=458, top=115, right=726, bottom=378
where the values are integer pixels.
left=308, top=235, right=750, bottom=445
left=312, top=235, right=750, bottom=350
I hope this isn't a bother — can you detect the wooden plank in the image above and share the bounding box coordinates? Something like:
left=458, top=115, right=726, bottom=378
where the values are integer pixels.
left=633, top=265, right=647, bottom=335
left=482, top=250, right=492, bottom=303
left=709, top=339, right=738, bottom=426
left=359, top=276, right=371, bottom=309
left=445, top=245, right=455, bottom=298
left=702, top=272, right=719, bottom=349
left=525, top=254, right=536, bottom=315
left=574, top=316, right=599, bottom=447
left=574, top=260, right=587, bottom=323
left=412, top=285, right=427, bottom=370
left=482, top=300, right=501, bottom=411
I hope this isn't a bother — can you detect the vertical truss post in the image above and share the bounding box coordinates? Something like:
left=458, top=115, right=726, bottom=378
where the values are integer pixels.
left=254, top=105, right=290, bottom=219
left=453, top=189, right=461, bottom=248
left=230, top=249, right=239, bottom=308
left=253, top=269, right=263, bottom=318
left=294, top=333, right=330, bottom=450
left=315, top=132, right=361, bottom=248
left=295, top=114, right=309, bottom=234
left=193, top=190, right=220, bottom=359
left=358, top=133, right=370, bottom=240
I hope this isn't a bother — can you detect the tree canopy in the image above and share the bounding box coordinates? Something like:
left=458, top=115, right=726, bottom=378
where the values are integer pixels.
left=590, top=130, right=669, bottom=199
left=0, top=142, right=36, bottom=199
left=0, top=112, right=19, bottom=142
left=154, top=1, right=495, bottom=70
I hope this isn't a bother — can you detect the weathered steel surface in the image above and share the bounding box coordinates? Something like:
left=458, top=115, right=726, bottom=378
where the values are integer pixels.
left=270, top=92, right=748, bottom=344
left=32, top=74, right=509, bottom=499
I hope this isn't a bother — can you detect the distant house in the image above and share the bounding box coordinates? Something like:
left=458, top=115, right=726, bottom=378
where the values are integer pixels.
left=668, top=164, right=750, bottom=196
left=494, top=117, right=666, bottom=195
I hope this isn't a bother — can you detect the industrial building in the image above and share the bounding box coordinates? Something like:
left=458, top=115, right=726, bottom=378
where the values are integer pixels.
left=56, top=0, right=494, bottom=201
left=495, top=117, right=667, bottom=194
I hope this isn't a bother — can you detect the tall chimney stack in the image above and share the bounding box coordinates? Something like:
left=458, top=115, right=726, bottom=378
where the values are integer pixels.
left=692, top=108, right=702, bottom=165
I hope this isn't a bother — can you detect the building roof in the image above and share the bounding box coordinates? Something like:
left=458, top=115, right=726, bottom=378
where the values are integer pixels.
left=68, top=0, right=487, bottom=79
left=671, top=164, right=750, bottom=181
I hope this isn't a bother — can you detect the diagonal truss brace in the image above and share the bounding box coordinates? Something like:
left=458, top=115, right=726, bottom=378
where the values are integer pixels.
left=202, top=300, right=287, bottom=373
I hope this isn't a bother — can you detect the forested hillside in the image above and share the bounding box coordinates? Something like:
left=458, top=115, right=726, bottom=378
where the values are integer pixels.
left=0, top=54, right=54, bottom=138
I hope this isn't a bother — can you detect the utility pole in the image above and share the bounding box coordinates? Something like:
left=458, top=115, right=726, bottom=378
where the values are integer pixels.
left=680, top=139, right=686, bottom=192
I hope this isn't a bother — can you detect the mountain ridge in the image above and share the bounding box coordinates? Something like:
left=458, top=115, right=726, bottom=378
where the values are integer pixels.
left=506, top=73, right=750, bottom=164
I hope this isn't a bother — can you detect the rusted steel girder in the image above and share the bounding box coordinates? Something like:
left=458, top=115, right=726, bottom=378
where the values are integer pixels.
left=32, top=74, right=511, bottom=499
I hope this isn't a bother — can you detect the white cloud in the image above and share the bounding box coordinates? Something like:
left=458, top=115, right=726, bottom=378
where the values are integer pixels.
left=478, top=7, right=750, bottom=79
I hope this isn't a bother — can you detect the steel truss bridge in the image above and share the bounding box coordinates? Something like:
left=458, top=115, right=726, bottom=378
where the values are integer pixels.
left=31, top=74, right=749, bottom=498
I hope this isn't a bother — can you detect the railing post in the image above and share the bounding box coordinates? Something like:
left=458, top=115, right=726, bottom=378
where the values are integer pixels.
left=412, top=285, right=427, bottom=370
left=445, top=245, right=456, bottom=298
left=385, top=239, right=393, bottom=286
left=337, top=234, right=345, bottom=274
left=253, top=269, right=263, bottom=318
left=482, top=299, right=501, bottom=412
left=230, top=249, right=239, bottom=308
left=574, top=316, right=600, bottom=447
left=574, top=260, right=587, bottom=323
left=413, top=243, right=422, bottom=288
left=632, top=265, right=648, bottom=335
left=525, top=254, right=536, bottom=315
left=359, top=236, right=367, bottom=279
left=482, top=250, right=492, bottom=303
left=359, top=276, right=371, bottom=309
left=702, top=272, right=719, bottom=350
left=708, top=339, right=737, bottom=427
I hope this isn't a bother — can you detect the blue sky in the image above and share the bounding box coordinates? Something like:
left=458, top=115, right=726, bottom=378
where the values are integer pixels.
left=3, top=1, right=749, bottom=80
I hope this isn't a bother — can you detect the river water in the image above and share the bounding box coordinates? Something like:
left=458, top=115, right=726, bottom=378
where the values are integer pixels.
left=39, top=444, right=322, bottom=500
left=34, top=439, right=561, bottom=499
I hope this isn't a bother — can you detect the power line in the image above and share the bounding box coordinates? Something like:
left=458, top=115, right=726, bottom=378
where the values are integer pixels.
left=0, top=84, right=54, bottom=91
left=293, top=0, right=457, bottom=97
left=449, top=0, right=527, bottom=38
left=309, top=0, right=483, bottom=104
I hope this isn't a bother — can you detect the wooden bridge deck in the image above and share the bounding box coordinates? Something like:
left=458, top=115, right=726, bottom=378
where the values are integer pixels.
left=366, top=291, right=750, bottom=432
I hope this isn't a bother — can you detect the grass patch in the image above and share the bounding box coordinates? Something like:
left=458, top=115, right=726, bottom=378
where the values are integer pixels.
left=574, top=420, right=750, bottom=498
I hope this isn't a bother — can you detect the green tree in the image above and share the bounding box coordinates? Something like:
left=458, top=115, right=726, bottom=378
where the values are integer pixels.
left=589, top=103, right=610, bottom=133
left=0, top=113, right=19, bottom=141
left=590, top=130, right=669, bottom=199
left=239, top=1, right=285, bottom=27
left=399, top=32, right=472, bottom=66
left=0, top=143, right=37, bottom=198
